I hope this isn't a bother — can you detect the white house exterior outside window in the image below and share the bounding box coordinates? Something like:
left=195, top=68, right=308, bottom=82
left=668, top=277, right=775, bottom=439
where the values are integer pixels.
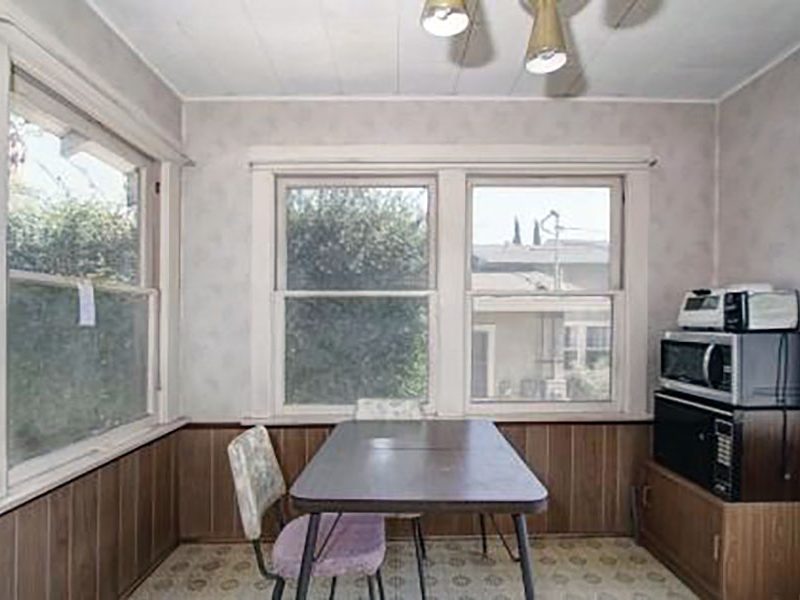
left=468, top=178, right=622, bottom=407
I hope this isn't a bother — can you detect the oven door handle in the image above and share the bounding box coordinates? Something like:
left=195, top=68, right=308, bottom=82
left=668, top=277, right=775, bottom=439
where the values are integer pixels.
left=702, top=344, right=716, bottom=388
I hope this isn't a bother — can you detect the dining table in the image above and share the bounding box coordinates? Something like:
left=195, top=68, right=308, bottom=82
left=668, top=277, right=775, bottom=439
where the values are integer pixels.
left=289, top=419, right=549, bottom=599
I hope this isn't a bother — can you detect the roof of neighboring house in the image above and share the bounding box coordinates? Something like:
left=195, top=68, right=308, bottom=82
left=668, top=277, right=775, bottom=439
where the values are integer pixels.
left=472, top=271, right=579, bottom=292
left=472, top=240, right=609, bottom=268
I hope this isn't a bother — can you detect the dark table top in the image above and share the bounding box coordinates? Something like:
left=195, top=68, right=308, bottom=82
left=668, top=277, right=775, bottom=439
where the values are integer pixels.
left=290, top=419, right=549, bottom=514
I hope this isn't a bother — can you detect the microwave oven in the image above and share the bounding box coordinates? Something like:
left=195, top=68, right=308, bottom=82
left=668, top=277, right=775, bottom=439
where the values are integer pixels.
left=659, top=330, right=800, bottom=406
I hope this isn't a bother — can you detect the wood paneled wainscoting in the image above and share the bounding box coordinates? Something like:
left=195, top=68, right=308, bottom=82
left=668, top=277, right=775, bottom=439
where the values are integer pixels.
left=178, top=422, right=651, bottom=542
left=0, top=433, right=179, bottom=600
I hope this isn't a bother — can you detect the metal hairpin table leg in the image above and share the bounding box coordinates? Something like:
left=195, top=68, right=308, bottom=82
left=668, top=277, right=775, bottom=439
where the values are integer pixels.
left=513, top=514, right=535, bottom=600
left=479, top=514, right=488, bottom=556
left=411, top=518, right=428, bottom=600
left=376, top=568, right=386, bottom=600
left=296, top=513, right=321, bottom=600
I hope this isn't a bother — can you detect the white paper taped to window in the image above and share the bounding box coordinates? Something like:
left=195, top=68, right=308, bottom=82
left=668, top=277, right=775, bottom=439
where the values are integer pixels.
left=77, top=280, right=96, bottom=327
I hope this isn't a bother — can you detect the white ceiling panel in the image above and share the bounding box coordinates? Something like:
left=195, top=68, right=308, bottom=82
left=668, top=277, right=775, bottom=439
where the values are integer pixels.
left=454, top=6, right=529, bottom=96
left=325, top=17, right=397, bottom=94
left=88, top=0, right=800, bottom=100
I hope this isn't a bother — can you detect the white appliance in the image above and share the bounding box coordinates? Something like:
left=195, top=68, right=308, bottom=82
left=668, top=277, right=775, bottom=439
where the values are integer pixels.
left=677, top=285, right=799, bottom=332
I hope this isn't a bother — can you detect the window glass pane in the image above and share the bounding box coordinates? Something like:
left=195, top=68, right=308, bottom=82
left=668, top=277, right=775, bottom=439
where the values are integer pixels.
left=471, top=296, right=612, bottom=402
left=8, top=280, right=150, bottom=465
left=285, top=298, right=428, bottom=405
left=285, top=184, right=429, bottom=290
left=471, top=186, right=611, bottom=292
left=587, top=326, right=611, bottom=349
left=9, top=113, right=140, bottom=284
left=471, top=331, right=489, bottom=398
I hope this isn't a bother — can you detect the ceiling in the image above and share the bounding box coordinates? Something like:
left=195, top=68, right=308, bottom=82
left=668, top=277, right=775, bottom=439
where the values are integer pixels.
left=87, top=0, right=800, bottom=100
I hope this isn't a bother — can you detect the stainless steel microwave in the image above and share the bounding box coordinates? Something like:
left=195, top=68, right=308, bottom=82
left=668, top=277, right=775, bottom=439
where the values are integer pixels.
left=659, top=330, right=800, bottom=406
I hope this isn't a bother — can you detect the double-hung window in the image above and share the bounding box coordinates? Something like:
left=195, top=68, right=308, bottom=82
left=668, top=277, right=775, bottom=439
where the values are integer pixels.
left=274, top=177, right=435, bottom=412
left=5, top=72, right=159, bottom=481
left=254, top=147, right=648, bottom=420
left=468, top=178, right=623, bottom=410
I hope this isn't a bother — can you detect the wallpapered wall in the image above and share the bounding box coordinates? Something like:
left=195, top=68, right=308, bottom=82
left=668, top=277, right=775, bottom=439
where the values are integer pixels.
left=718, top=47, right=800, bottom=288
left=4, top=0, right=182, bottom=142
left=181, top=99, right=716, bottom=419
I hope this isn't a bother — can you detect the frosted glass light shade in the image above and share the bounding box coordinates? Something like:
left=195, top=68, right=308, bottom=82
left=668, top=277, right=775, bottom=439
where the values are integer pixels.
left=526, top=49, right=568, bottom=74
left=421, top=0, right=470, bottom=37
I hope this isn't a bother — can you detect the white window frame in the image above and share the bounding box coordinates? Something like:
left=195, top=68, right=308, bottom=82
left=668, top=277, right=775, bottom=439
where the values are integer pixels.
left=272, top=175, right=438, bottom=417
left=5, top=74, right=162, bottom=486
left=466, top=176, right=625, bottom=414
left=249, top=145, right=651, bottom=423
left=0, top=28, right=186, bottom=510
left=564, top=321, right=612, bottom=369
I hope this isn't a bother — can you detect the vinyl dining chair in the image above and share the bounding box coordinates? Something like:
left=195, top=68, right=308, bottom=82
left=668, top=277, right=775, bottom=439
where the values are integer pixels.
left=354, top=399, right=430, bottom=598
left=228, top=426, right=387, bottom=600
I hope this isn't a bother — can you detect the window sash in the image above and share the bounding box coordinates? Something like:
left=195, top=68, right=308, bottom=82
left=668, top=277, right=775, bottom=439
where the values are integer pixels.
left=271, top=293, right=437, bottom=415
left=465, top=176, right=625, bottom=410
left=467, top=291, right=621, bottom=406
left=2, top=69, right=163, bottom=493
left=274, top=176, right=438, bottom=411
left=275, top=175, right=438, bottom=293
left=467, top=176, right=624, bottom=293
left=9, top=100, right=154, bottom=289
left=5, top=269, right=159, bottom=484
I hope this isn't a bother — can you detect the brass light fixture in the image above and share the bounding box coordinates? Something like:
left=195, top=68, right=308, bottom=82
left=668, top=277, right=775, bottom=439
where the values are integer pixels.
left=525, top=0, right=568, bottom=74
left=420, top=0, right=470, bottom=37
left=419, top=0, right=568, bottom=75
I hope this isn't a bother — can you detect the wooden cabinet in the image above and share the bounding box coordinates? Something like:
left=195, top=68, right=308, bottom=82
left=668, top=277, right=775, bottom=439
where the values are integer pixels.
left=640, top=460, right=800, bottom=600
left=640, top=461, right=722, bottom=597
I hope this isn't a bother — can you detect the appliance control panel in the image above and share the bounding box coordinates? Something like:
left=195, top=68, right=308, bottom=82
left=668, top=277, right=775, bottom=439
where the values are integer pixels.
left=713, top=419, right=735, bottom=500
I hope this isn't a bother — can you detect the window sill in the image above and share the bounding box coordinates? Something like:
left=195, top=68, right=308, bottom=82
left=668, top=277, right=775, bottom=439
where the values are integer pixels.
left=242, top=410, right=653, bottom=427
left=0, top=417, right=189, bottom=517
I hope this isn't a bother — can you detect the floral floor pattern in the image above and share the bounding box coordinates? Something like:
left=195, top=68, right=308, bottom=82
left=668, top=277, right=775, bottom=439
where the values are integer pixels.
left=130, top=537, right=698, bottom=600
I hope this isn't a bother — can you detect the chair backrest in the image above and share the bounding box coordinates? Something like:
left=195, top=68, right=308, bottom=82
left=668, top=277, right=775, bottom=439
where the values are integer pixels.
left=227, top=426, right=287, bottom=541
left=354, top=398, right=424, bottom=421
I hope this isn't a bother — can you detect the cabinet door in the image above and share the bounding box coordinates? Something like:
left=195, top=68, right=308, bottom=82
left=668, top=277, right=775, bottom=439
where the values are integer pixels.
left=641, top=463, right=722, bottom=597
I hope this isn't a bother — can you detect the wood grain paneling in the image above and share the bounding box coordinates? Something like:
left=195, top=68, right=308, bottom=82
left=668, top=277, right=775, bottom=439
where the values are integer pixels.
left=545, top=425, right=573, bottom=533
left=135, top=444, right=154, bottom=579
left=0, top=510, right=15, bottom=600
left=177, top=427, right=212, bottom=540
left=16, top=497, right=48, bottom=599
left=152, top=435, right=177, bottom=559
left=117, top=452, right=139, bottom=592
left=179, top=423, right=651, bottom=541
left=49, top=485, right=71, bottom=599
left=641, top=460, right=722, bottom=599
left=723, top=502, right=800, bottom=600
left=0, top=423, right=650, bottom=600
left=0, top=432, right=179, bottom=600
left=211, top=429, right=242, bottom=539
left=98, top=462, right=120, bottom=600
left=641, top=460, right=800, bottom=600
left=71, top=473, right=99, bottom=600
left=571, top=425, right=605, bottom=532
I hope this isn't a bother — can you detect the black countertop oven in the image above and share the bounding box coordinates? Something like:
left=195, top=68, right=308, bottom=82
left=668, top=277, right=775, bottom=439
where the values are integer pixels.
left=654, top=390, right=800, bottom=502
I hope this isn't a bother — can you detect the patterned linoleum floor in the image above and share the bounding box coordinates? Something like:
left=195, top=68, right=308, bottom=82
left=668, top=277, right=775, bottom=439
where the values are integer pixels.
left=130, top=537, right=698, bottom=600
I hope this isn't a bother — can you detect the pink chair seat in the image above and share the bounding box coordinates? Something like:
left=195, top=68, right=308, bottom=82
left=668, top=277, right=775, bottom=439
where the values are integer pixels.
left=272, top=513, right=386, bottom=580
